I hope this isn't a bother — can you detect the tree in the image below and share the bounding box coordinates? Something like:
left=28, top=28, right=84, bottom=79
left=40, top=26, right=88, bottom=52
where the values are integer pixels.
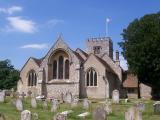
left=0, top=59, right=20, bottom=89
left=119, top=12, right=160, bottom=88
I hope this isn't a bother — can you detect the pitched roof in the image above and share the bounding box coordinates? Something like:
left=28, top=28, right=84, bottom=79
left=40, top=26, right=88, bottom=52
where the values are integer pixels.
left=76, top=48, right=88, bottom=57
left=73, top=51, right=85, bottom=62
left=123, top=73, right=138, bottom=88
left=32, top=57, right=44, bottom=66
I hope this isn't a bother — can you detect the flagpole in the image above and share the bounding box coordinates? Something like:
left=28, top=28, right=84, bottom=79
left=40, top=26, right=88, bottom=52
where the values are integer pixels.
left=106, top=18, right=110, bottom=37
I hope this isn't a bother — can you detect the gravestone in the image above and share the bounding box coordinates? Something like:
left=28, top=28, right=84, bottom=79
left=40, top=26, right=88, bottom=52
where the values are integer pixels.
left=32, top=113, right=38, bottom=120
left=103, top=103, right=112, bottom=115
left=53, top=113, right=66, bottom=120
left=31, top=98, right=37, bottom=108
left=21, top=92, right=26, bottom=99
left=77, top=112, right=90, bottom=119
left=112, top=89, right=119, bottom=103
left=43, top=100, right=48, bottom=109
left=125, top=106, right=142, bottom=120
left=21, top=110, right=31, bottom=120
left=51, top=99, right=59, bottom=112
left=27, top=91, right=32, bottom=97
left=0, top=91, right=5, bottom=102
left=10, top=88, right=14, bottom=98
left=16, top=99, right=23, bottom=111
left=153, top=102, right=160, bottom=113
left=83, top=98, right=90, bottom=109
left=137, top=103, right=145, bottom=112
left=93, top=107, right=107, bottom=120
left=71, top=97, right=79, bottom=107
left=64, top=92, right=72, bottom=104
left=60, top=93, right=65, bottom=103
left=0, top=113, right=5, bottom=120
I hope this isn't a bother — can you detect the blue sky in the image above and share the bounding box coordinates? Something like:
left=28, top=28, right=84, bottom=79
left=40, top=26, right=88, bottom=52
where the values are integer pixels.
left=0, top=0, right=160, bottom=70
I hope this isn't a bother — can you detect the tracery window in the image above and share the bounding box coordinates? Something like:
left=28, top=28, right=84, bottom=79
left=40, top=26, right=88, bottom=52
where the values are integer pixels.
left=28, top=70, right=37, bottom=86
left=65, top=59, right=69, bottom=79
left=58, top=56, right=64, bottom=79
left=86, top=68, right=97, bottom=86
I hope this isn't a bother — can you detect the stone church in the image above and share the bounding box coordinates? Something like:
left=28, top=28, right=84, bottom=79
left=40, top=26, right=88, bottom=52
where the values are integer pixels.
left=17, top=35, right=142, bottom=99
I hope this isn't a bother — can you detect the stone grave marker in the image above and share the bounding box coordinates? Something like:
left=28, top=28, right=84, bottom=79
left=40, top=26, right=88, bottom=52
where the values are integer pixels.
left=93, top=107, right=107, bottom=120
left=64, top=92, right=72, bottom=104
left=77, top=112, right=90, bottom=119
left=60, top=110, right=73, bottom=117
left=71, top=97, right=79, bottom=107
left=112, top=89, right=119, bottom=103
left=83, top=98, right=90, bottom=109
left=43, top=100, right=48, bottom=109
left=153, top=102, right=160, bottom=113
left=125, top=106, right=142, bottom=120
left=0, top=91, right=5, bottom=102
left=53, top=113, right=66, bottom=120
left=16, top=99, right=23, bottom=111
left=21, top=110, right=31, bottom=120
left=32, top=113, right=38, bottom=120
left=103, top=103, right=112, bottom=115
left=31, top=98, right=37, bottom=108
left=137, top=103, right=145, bottom=112
left=51, top=99, right=59, bottom=112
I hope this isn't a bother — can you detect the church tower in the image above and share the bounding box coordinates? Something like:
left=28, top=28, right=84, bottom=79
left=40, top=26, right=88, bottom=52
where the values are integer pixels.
left=86, top=37, right=113, bottom=59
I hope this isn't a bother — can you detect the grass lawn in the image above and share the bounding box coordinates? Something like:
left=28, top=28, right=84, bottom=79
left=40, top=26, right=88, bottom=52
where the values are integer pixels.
left=0, top=97, right=160, bottom=120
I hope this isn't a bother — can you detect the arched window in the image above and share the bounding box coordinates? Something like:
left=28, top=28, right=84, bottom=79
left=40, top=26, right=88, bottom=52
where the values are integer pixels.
left=58, top=56, right=64, bottom=79
left=86, top=68, right=97, bottom=86
left=53, top=60, right=57, bottom=79
left=65, top=59, right=69, bottom=79
left=28, top=70, right=37, bottom=86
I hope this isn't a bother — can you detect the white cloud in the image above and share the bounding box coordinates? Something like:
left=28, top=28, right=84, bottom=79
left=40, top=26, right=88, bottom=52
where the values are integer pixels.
left=20, top=43, right=48, bottom=49
left=6, top=16, right=37, bottom=33
left=46, top=19, right=64, bottom=27
left=119, top=55, right=128, bottom=70
left=0, top=6, right=22, bottom=15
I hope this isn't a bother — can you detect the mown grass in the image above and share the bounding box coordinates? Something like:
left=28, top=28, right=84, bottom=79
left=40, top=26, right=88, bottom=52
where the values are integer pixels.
left=0, top=97, right=160, bottom=120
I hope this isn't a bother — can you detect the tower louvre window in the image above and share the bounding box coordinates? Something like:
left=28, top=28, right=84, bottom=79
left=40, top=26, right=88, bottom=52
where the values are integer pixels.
left=93, top=46, right=101, bottom=54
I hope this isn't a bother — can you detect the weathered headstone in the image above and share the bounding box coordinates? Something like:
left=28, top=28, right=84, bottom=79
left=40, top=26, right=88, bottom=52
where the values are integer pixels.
left=0, top=91, right=5, bottom=102
left=103, top=103, right=112, bottom=115
left=93, top=107, right=107, bottom=120
left=137, top=103, right=145, bottom=112
left=43, top=100, right=48, bottom=109
left=53, top=113, right=66, bottom=120
left=51, top=99, right=59, bottom=112
left=71, top=97, right=79, bottom=107
left=10, top=88, right=14, bottom=98
left=31, top=98, right=37, bottom=108
left=125, top=106, right=142, bottom=120
left=112, top=89, right=119, bottom=103
left=64, top=92, right=72, bottom=104
left=32, top=113, right=38, bottom=120
left=0, top=113, right=5, bottom=120
left=153, top=102, right=160, bottom=113
left=60, top=110, right=73, bottom=117
left=27, top=91, right=32, bottom=97
left=16, top=99, right=23, bottom=111
left=83, top=98, right=90, bottom=109
left=21, top=110, right=31, bottom=120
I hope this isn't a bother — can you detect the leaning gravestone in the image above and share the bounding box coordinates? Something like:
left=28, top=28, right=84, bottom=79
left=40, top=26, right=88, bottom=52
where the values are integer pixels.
left=31, top=98, right=37, bottom=108
left=64, top=92, right=72, bottom=104
left=0, top=91, right=5, bottom=102
left=153, top=102, right=160, bottom=113
left=125, top=106, right=142, bottom=120
left=0, top=113, right=5, bottom=120
left=21, top=110, right=31, bottom=120
left=51, top=99, right=59, bottom=112
left=16, top=99, right=23, bottom=111
left=93, top=107, right=107, bottom=120
left=83, top=98, right=90, bottom=109
left=112, top=89, right=119, bottom=103
left=53, top=113, right=66, bottom=120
